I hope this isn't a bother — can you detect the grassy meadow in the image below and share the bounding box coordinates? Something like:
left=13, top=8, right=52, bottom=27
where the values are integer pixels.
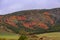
left=0, top=32, right=19, bottom=40
left=0, top=32, right=60, bottom=40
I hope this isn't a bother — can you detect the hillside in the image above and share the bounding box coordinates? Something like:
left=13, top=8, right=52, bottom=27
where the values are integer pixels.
left=0, top=8, right=60, bottom=34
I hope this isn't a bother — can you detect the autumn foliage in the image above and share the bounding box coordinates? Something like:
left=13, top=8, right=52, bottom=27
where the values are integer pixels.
left=17, top=15, right=26, bottom=20
left=43, top=12, right=54, bottom=25
left=0, top=16, right=3, bottom=23
left=4, top=16, right=18, bottom=28
left=0, top=12, right=55, bottom=30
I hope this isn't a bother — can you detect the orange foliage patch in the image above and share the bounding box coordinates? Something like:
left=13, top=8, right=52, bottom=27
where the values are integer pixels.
left=43, top=12, right=50, bottom=15
left=31, top=21, right=37, bottom=25
left=38, top=22, right=49, bottom=29
left=17, top=16, right=26, bottom=20
left=9, top=16, right=17, bottom=20
left=22, top=21, right=49, bottom=29
left=46, top=16, right=54, bottom=25
left=5, top=15, right=27, bottom=28
left=50, top=19, right=54, bottom=25
left=22, top=21, right=36, bottom=29
left=0, top=16, right=3, bottom=23
left=23, top=22, right=30, bottom=28
left=22, top=22, right=34, bottom=29
left=5, top=16, right=18, bottom=28
left=43, top=12, right=54, bottom=25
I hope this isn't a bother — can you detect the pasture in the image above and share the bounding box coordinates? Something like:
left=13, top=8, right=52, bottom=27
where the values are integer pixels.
left=0, top=32, right=60, bottom=40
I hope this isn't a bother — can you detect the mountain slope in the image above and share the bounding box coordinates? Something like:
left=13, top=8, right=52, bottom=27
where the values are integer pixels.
left=0, top=8, right=60, bottom=34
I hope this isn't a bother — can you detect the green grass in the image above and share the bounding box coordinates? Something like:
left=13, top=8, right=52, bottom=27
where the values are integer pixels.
left=0, top=32, right=60, bottom=40
left=0, top=35, right=19, bottom=39
left=0, top=32, right=19, bottom=40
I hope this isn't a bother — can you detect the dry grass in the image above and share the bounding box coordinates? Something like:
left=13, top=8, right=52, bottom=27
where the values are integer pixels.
left=37, top=32, right=60, bottom=40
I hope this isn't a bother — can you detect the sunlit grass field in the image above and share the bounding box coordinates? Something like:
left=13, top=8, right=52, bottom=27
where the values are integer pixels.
left=0, top=35, right=19, bottom=39
left=0, top=32, right=60, bottom=40
left=37, top=32, right=60, bottom=40
left=0, top=32, right=19, bottom=40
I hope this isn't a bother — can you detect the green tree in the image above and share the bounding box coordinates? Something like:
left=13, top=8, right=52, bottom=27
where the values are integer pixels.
left=18, top=29, right=28, bottom=40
